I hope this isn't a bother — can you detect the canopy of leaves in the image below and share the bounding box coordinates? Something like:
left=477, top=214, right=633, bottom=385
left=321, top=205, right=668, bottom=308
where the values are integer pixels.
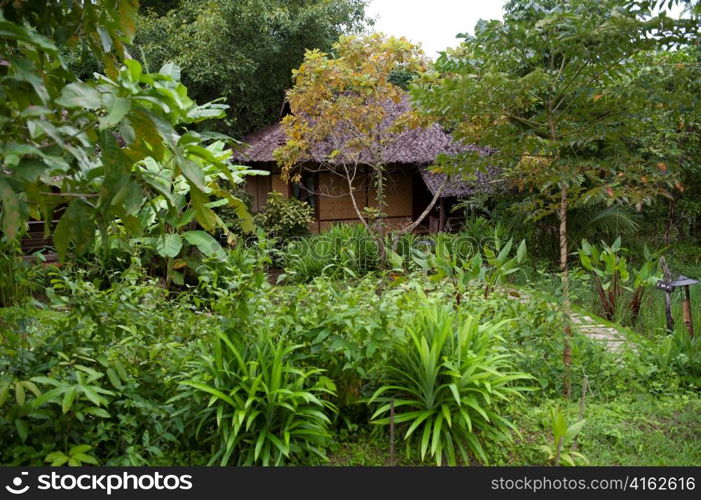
left=629, top=46, right=701, bottom=227
left=132, top=0, right=371, bottom=138
left=412, top=0, right=698, bottom=219
left=0, top=1, right=250, bottom=259
left=275, top=34, right=427, bottom=179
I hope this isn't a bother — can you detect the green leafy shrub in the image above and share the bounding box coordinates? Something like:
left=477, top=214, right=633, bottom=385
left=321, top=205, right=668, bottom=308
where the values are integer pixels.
left=181, top=328, right=337, bottom=465
left=268, top=276, right=414, bottom=426
left=0, top=271, right=210, bottom=466
left=368, top=301, right=532, bottom=465
left=642, top=328, right=701, bottom=386
left=282, top=224, right=380, bottom=282
left=256, top=192, right=314, bottom=241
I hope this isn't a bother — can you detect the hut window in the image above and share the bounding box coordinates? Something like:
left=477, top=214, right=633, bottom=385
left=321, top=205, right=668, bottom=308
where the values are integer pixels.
left=291, top=172, right=317, bottom=211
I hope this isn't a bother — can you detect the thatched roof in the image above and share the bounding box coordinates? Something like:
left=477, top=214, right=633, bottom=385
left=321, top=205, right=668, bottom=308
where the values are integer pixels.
left=233, top=95, right=499, bottom=198
left=419, top=167, right=500, bottom=198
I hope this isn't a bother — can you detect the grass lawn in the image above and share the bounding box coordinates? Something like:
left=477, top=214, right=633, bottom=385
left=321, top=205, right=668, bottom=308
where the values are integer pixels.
left=324, top=393, right=701, bottom=466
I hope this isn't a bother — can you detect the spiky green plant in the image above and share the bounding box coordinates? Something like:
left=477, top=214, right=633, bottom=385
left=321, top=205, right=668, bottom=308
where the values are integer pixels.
left=368, top=302, right=532, bottom=465
left=182, top=329, right=337, bottom=465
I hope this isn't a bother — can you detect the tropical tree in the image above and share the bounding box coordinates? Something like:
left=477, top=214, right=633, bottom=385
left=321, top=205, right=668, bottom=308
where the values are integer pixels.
left=412, top=0, right=697, bottom=396
left=274, top=34, right=449, bottom=256
left=631, top=46, right=701, bottom=243
left=0, top=1, right=251, bottom=261
left=133, top=0, right=371, bottom=137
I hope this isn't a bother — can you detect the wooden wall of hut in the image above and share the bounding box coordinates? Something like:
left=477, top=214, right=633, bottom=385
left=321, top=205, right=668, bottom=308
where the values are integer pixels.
left=242, top=167, right=414, bottom=234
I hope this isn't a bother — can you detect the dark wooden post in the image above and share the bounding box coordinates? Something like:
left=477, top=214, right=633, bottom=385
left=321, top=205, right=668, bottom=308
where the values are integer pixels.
left=660, top=257, right=674, bottom=333
left=439, top=198, right=446, bottom=232
left=682, top=285, right=694, bottom=337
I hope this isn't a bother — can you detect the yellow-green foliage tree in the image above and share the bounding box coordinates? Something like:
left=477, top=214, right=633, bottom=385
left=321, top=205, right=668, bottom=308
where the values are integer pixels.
left=274, top=34, right=442, bottom=241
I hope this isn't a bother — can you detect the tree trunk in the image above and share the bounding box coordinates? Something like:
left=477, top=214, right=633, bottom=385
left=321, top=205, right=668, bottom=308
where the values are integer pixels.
left=344, top=164, right=369, bottom=230
left=390, top=176, right=448, bottom=253
left=663, top=197, right=675, bottom=245
left=559, top=185, right=572, bottom=398
left=343, top=163, right=388, bottom=261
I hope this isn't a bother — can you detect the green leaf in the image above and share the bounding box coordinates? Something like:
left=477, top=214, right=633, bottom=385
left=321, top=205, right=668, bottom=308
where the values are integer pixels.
left=70, top=444, right=92, bottom=455
left=15, top=419, right=28, bottom=442
left=62, top=386, right=77, bottom=414
left=80, top=385, right=104, bottom=407
left=0, top=18, right=57, bottom=52
left=516, top=239, right=527, bottom=263
left=99, top=97, right=131, bottom=129
left=0, top=383, right=9, bottom=406
left=190, top=187, right=220, bottom=232
left=21, top=380, right=41, bottom=398
left=74, top=453, right=98, bottom=465
left=106, top=368, right=123, bottom=389
left=56, top=82, right=102, bottom=109
left=85, top=407, right=111, bottom=418
left=171, top=270, right=184, bottom=286
left=45, top=452, right=69, bottom=466
left=14, top=382, right=25, bottom=406
left=183, top=230, right=224, bottom=258
left=564, top=419, right=586, bottom=444
left=160, top=62, right=181, bottom=82
left=155, top=233, right=183, bottom=258
left=96, top=26, right=113, bottom=53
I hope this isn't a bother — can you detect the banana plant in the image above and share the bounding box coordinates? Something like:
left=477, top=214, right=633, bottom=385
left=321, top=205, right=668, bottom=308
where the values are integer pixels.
left=578, top=238, right=660, bottom=323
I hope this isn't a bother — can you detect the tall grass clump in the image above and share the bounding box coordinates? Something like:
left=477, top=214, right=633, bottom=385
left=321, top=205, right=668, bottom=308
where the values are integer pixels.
left=282, top=223, right=381, bottom=282
left=181, top=328, right=336, bottom=465
left=368, top=300, right=532, bottom=465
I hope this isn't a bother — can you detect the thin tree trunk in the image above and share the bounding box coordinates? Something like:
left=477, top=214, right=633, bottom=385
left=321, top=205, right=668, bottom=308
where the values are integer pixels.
left=548, top=97, right=571, bottom=399
left=559, top=185, right=572, bottom=398
left=344, top=164, right=369, bottom=229
left=663, top=197, right=675, bottom=245
left=343, top=163, right=386, bottom=260
left=394, top=177, right=447, bottom=236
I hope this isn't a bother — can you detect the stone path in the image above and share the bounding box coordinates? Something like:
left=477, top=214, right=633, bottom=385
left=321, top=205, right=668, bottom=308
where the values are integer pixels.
left=506, top=288, right=631, bottom=355
left=570, top=314, right=630, bottom=354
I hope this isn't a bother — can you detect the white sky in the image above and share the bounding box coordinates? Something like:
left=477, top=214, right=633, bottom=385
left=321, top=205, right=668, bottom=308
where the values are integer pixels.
left=366, top=0, right=687, bottom=59
left=366, top=0, right=506, bottom=58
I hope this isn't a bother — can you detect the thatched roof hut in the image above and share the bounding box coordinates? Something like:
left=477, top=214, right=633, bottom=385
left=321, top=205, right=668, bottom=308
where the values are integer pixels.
left=233, top=95, right=498, bottom=199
